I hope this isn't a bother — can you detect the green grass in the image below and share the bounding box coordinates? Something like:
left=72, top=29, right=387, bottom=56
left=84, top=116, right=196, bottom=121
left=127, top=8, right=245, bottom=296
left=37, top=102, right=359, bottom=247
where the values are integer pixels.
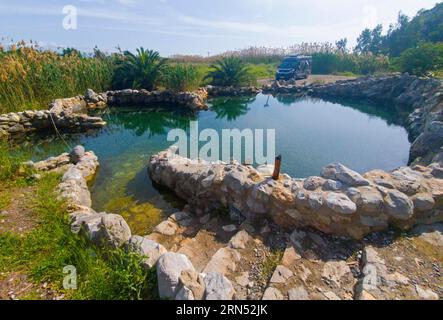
left=162, top=63, right=201, bottom=92
left=0, top=142, right=157, bottom=300
left=260, top=249, right=283, bottom=281
left=246, top=63, right=277, bottom=79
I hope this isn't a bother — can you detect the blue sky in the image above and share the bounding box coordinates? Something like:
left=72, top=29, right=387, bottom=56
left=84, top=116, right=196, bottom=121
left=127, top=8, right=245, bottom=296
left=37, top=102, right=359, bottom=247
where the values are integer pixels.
left=0, top=0, right=439, bottom=56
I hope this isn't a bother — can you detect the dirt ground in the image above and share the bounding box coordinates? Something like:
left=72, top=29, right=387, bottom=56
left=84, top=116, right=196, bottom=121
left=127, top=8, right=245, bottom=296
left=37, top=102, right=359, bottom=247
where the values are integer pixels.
left=0, top=185, right=63, bottom=300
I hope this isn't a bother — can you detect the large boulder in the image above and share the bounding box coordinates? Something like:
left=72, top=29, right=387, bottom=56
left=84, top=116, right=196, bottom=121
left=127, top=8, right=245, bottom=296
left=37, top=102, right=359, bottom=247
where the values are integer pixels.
left=157, top=252, right=195, bottom=299
left=126, top=235, right=167, bottom=268
left=72, top=213, right=131, bottom=248
left=69, top=145, right=85, bottom=164
left=204, top=272, right=235, bottom=300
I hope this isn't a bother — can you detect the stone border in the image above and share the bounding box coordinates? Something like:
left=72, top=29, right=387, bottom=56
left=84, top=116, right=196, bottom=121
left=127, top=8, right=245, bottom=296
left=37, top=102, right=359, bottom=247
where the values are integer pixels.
left=0, top=96, right=106, bottom=138
left=149, top=147, right=443, bottom=239
left=0, top=88, right=209, bottom=138
left=28, top=146, right=235, bottom=300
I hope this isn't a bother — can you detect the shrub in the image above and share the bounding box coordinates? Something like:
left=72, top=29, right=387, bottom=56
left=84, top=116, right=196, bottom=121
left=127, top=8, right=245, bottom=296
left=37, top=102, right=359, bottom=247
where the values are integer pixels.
left=163, top=63, right=200, bottom=92
left=311, top=52, right=390, bottom=75
left=205, top=56, right=256, bottom=86
left=394, top=42, right=443, bottom=76
left=112, top=47, right=165, bottom=90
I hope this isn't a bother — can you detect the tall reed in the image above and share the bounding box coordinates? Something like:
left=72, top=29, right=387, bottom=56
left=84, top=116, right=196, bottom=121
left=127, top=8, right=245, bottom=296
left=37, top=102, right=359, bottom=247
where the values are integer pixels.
left=0, top=42, right=114, bottom=113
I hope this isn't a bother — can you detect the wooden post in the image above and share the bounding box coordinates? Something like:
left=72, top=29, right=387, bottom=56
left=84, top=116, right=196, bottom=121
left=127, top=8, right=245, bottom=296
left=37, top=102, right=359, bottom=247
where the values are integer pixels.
left=272, top=155, right=282, bottom=180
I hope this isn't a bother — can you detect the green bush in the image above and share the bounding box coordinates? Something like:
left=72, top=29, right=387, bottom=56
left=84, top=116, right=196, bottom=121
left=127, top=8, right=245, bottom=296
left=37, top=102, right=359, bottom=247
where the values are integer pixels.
left=311, top=52, right=390, bottom=75
left=394, top=42, right=443, bottom=76
left=112, top=48, right=165, bottom=90
left=205, top=56, right=256, bottom=86
left=163, top=63, right=200, bottom=92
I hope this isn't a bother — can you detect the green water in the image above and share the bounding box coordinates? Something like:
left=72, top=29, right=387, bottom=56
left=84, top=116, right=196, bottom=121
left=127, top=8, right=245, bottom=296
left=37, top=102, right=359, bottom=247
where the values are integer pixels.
left=23, top=94, right=410, bottom=234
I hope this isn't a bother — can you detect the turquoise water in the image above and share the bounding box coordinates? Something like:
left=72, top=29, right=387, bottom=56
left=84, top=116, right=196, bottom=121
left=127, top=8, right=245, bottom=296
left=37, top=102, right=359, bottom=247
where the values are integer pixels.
left=23, top=94, right=410, bottom=233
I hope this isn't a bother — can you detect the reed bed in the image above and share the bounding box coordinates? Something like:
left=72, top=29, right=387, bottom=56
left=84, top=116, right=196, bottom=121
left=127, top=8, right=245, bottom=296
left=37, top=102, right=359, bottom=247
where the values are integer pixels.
left=0, top=43, right=113, bottom=113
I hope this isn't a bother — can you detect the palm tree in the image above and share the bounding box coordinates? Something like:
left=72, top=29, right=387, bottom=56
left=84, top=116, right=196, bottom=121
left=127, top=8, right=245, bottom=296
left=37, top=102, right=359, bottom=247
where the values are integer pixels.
left=113, top=47, right=165, bottom=90
left=205, top=56, right=254, bottom=87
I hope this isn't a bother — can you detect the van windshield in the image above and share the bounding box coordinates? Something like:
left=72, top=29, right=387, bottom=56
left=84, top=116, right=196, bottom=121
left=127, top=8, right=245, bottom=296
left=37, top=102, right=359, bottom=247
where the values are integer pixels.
left=280, top=58, right=298, bottom=69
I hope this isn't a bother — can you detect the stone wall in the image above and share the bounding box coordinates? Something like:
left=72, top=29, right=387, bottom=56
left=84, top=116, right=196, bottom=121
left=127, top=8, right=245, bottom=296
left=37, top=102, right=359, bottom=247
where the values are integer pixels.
left=0, top=96, right=106, bottom=138
left=105, top=88, right=208, bottom=111
left=149, top=147, right=443, bottom=239
left=206, top=85, right=261, bottom=97
left=0, top=88, right=209, bottom=139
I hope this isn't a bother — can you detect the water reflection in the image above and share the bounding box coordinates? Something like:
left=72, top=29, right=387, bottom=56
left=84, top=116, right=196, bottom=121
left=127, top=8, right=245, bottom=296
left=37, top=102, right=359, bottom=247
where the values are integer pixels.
left=100, top=108, right=196, bottom=137
left=209, top=96, right=256, bottom=121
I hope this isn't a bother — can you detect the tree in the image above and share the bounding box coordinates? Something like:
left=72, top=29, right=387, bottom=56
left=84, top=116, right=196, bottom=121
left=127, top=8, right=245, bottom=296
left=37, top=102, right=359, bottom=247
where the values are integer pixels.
left=354, top=25, right=383, bottom=54
left=204, top=56, right=255, bottom=86
left=335, top=38, right=348, bottom=53
left=61, top=47, right=82, bottom=57
left=355, top=29, right=372, bottom=54
left=395, top=42, right=443, bottom=76
left=370, top=25, right=383, bottom=54
left=112, top=47, right=165, bottom=90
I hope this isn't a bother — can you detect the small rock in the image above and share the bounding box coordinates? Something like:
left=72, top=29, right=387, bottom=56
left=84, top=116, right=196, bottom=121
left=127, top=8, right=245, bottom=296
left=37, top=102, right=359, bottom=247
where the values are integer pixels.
left=199, top=214, right=211, bottom=224
left=415, top=285, right=439, bottom=300
left=270, top=265, right=294, bottom=284
left=222, top=224, right=237, bottom=233
left=288, top=286, right=309, bottom=300
left=321, top=261, right=352, bottom=286
left=281, top=246, right=301, bottom=266
left=204, top=272, right=235, bottom=300
left=229, top=230, right=251, bottom=249
left=235, top=272, right=250, bottom=287
left=262, top=287, right=284, bottom=300
left=325, top=193, right=357, bottom=215
left=154, top=220, right=178, bottom=236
